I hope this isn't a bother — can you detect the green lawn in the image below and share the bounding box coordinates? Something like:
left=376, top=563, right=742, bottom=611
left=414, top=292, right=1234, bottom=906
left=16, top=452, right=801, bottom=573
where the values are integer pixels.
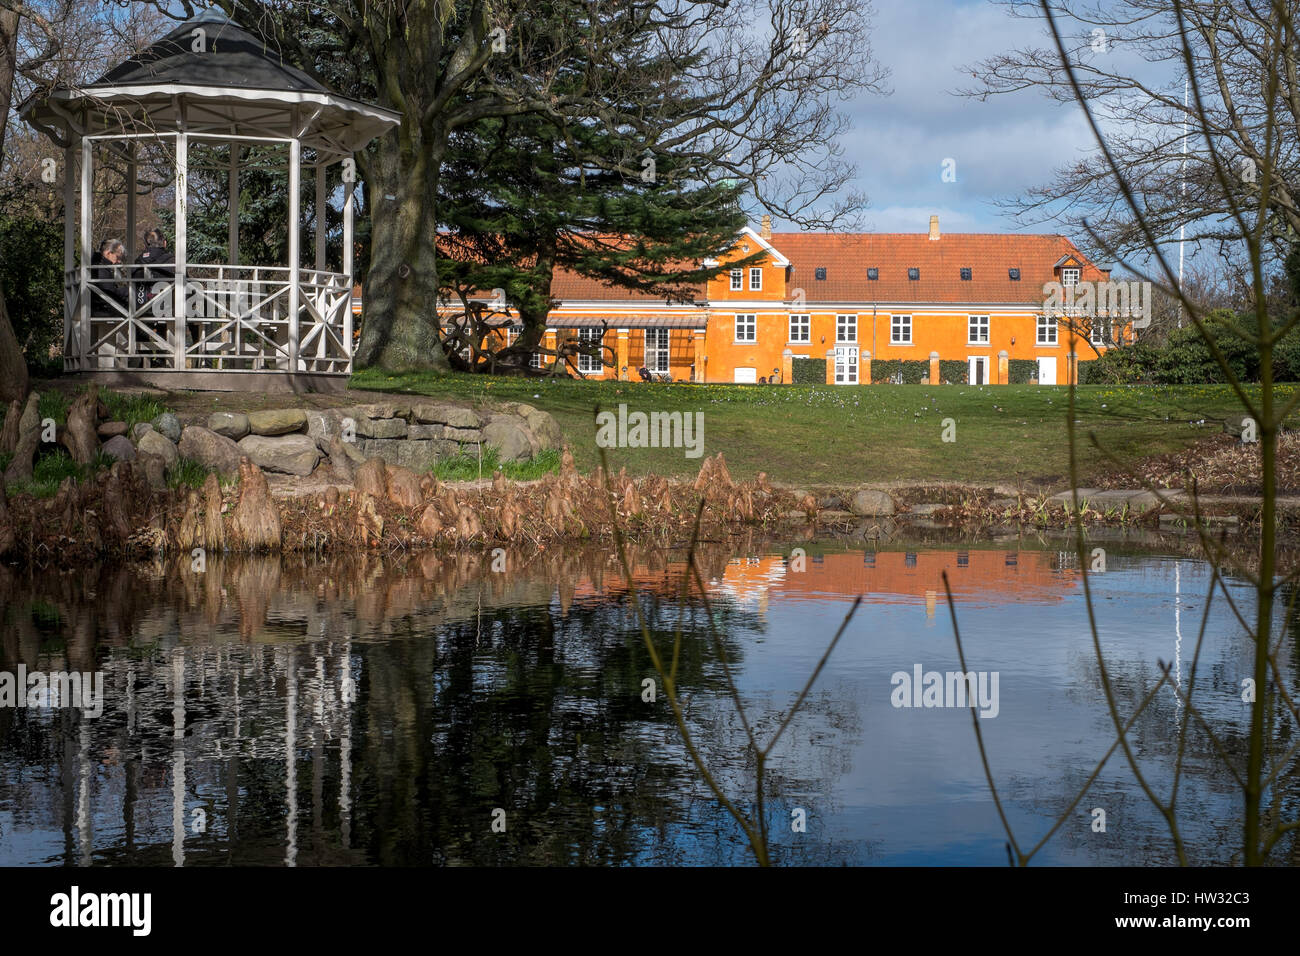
left=350, top=369, right=1294, bottom=487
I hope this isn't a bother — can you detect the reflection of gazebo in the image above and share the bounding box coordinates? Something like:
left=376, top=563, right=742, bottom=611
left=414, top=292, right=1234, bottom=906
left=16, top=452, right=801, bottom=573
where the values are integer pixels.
left=20, top=10, right=399, bottom=391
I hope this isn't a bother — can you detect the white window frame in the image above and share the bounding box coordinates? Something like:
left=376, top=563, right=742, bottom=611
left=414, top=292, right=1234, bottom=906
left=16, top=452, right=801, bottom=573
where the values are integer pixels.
left=1036, top=314, right=1057, bottom=345
left=577, top=328, right=603, bottom=374
left=789, top=313, right=810, bottom=343
left=749, top=267, right=763, bottom=291
left=1090, top=320, right=1107, bottom=346
left=891, top=314, right=911, bottom=344
left=836, top=314, right=857, bottom=343
left=735, top=313, right=756, bottom=343
left=968, top=314, right=989, bottom=345
left=730, top=269, right=742, bottom=291
left=645, top=327, right=670, bottom=373
left=1061, top=267, right=1080, bottom=287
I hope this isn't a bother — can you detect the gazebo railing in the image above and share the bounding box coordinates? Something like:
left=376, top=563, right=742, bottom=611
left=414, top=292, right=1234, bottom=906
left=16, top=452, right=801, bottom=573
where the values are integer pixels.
left=65, top=263, right=353, bottom=374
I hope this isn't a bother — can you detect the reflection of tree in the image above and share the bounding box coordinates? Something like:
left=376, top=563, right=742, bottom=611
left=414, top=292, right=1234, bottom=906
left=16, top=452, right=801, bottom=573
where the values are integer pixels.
left=0, top=545, right=863, bottom=865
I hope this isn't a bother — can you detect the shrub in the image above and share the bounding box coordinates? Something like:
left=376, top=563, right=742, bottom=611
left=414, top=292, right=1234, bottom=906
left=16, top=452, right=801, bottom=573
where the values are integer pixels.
left=0, top=213, right=62, bottom=368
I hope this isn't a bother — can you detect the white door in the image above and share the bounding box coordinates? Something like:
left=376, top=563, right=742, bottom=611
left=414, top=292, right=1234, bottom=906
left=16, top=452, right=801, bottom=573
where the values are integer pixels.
left=1037, top=357, right=1056, bottom=385
left=835, top=346, right=859, bottom=384
left=968, top=356, right=987, bottom=385
left=733, top=367, right=757, bottom=383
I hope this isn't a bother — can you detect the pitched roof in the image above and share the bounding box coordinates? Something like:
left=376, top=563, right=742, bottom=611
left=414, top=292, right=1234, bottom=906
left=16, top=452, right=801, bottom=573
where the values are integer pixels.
left=89, top=13, right=326, bottom=94
left=770, top=232, right=1108, bottom=305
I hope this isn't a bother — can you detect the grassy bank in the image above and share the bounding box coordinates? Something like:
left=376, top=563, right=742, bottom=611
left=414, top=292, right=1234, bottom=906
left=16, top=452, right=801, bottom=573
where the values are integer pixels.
left=350, top=369, right=1296, bottom=487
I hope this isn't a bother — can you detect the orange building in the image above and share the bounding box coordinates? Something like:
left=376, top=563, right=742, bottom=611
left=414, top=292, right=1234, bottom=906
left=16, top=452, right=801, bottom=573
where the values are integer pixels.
left=411, top=214, right=1130, bottom=385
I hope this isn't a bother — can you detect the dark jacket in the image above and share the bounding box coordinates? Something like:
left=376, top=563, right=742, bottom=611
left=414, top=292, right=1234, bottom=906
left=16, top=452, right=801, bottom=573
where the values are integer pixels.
left=133, top=245, right=174, bottom=307
left=89, top=252, right=130, bottom=317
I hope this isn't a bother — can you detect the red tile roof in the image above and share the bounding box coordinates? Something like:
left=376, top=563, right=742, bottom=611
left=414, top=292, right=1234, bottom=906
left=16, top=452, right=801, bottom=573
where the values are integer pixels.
left=768, top=232, right=1108, bottom=305
left=549, top=269, right=705, bottom=302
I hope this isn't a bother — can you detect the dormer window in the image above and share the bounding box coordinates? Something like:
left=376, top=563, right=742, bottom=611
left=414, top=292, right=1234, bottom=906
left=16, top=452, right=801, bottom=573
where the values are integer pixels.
left=908, top=268, right=920, bottom=281
left=815, top=267, right=827, bottom=280
left=960, top=268, right=972, bottom=281
left=1062, top=267, right=1080, bottom=287
left=867, top=268, right=878, bottom=280
left=1008, top=268, right=1021, bottom=281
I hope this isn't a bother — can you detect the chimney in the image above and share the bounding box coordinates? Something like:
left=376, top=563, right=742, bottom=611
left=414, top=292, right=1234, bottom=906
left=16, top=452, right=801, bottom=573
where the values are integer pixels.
left=928, top=214, right=940, bottom=241
left=760, top=214, right=772, bottom=239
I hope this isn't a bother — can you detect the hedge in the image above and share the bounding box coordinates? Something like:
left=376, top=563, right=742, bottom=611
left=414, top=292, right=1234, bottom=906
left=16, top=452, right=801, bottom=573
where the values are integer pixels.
left=870, top=359, right=930, bottom=383
left=791, top=356, right=826, bottom=384
left=1008, top=359, right=1038, bottom=384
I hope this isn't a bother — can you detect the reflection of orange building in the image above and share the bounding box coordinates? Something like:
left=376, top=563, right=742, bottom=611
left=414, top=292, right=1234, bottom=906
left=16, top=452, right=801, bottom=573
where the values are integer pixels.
left=572, top=549, right=1080, bottom=612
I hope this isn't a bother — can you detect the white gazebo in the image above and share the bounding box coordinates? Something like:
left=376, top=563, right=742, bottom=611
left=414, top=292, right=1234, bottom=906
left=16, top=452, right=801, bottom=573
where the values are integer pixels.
left=20, top=10, right=399, bottom=391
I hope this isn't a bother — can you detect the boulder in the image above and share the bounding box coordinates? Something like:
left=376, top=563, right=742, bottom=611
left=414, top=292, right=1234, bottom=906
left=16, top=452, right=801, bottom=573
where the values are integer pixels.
left=483, top=419, right=536, bottom=462
left=305, top=409, right=346, bottom=450
left=208, top=411, right=251, bottom=440
left=357, top=438, right=443, bottom=473
left=353, top=401, right=410, bottom=420
left=102, top=435, right=137, bottom=462
left=132, top=422, right=153, bottom=442
left=413, top=402, right=482, bottom=429
left=246, top=408, right=307, bottom=436
left=355, top=417, right=408, bottom=439
left=137, top=429, right=179, bottom=468
left=849, top=488, right=895, bottom=517
left=178, top=425, right=241, bottom=477
left=97, top=421, right=128, bottom=439
left=2, top=392, right=40, bottom=483
left=137, top=452, right=168, bottom=492
left=150, top=412, right=183, bottom=443
left=236, top=434, right=320, bottom=476
left=518, top=407, right=562, bottom=450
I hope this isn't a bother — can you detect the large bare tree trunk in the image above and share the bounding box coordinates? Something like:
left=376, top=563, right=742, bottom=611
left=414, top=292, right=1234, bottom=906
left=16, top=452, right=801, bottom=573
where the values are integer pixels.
left=354, top=128, right=448, bottom=373
left=0, top=7, right=30, bottom=403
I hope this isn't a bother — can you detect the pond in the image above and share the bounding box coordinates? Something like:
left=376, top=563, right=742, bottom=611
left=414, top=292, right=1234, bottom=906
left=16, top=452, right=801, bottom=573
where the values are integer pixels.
left=0, top=536, right=1288, bottom=866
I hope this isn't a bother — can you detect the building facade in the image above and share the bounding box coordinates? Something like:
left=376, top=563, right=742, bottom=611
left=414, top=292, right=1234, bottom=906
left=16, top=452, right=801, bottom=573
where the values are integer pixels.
left=424, top=215, right=1125, bottom=385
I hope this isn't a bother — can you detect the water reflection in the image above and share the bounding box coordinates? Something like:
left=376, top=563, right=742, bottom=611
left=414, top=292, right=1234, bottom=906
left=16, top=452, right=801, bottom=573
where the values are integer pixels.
left=0, top=541, right=1290, bottom=865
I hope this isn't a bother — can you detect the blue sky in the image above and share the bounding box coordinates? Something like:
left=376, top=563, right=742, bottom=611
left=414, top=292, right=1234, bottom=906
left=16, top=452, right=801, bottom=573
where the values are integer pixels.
left=827, top=0, right=1096, bottom=238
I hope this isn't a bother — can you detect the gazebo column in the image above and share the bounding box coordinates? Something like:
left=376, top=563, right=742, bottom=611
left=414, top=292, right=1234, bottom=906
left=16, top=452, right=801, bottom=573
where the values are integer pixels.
left=314, top=162, right=326, bottom=364
left=126, top=143, right=136, bottom=361
left=63, top=145, right=75, bottom=370
left=342, top=154, right=355, bottom=368
left=228, top=143, right=239, bottom=264
left=288, top=137, right=301, bottom=371
left=79, top=136, right=91, bottom=371
left=173, top=130, right=188, bottom=370
left=314, top=163, right=326, bottom=271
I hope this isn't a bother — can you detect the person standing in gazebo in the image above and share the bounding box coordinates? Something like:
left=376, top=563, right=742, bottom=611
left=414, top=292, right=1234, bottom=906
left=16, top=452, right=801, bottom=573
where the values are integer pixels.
left=134, top=229, right=175, bottom=367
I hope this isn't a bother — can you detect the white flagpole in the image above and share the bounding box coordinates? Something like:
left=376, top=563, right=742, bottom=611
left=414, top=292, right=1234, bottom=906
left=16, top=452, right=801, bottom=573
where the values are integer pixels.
left=1179, top=77, right=1188, bottom=328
